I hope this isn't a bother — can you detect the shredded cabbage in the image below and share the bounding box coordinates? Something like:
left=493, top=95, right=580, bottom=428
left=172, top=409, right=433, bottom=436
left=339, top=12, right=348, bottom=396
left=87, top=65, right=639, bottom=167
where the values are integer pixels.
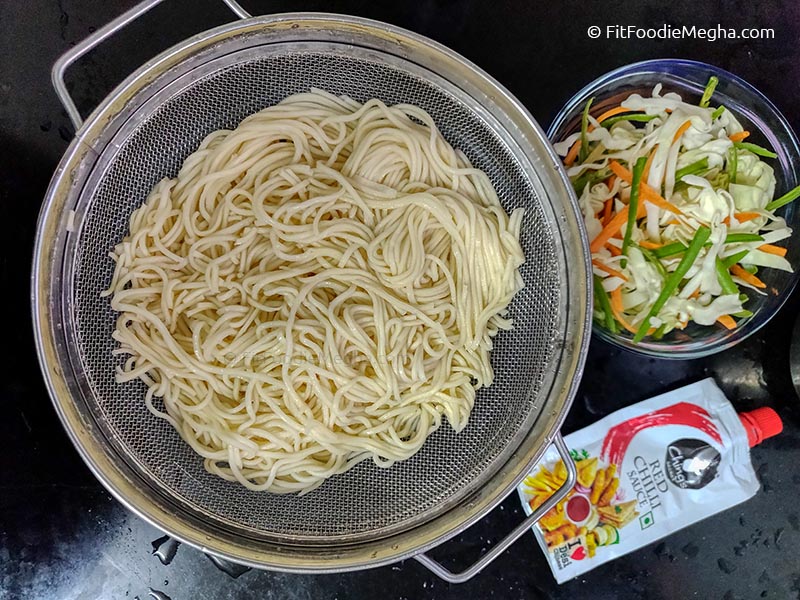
left=556, top=82, right=794, bottom=340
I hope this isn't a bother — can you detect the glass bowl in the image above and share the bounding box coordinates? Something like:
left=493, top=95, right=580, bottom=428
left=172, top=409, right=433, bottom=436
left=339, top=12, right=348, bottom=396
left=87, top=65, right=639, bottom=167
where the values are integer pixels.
left=549, top=59, right=800, bottom=358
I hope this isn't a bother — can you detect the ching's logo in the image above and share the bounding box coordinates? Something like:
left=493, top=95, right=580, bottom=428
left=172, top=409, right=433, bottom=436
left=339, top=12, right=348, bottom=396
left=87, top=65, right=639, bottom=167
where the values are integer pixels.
left=665, top=438, right=721, bottom=489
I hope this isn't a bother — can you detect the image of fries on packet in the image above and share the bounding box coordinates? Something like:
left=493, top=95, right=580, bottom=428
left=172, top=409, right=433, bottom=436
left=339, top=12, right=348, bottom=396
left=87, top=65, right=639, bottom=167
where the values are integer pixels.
left=522, top=451, right=634, bottom=560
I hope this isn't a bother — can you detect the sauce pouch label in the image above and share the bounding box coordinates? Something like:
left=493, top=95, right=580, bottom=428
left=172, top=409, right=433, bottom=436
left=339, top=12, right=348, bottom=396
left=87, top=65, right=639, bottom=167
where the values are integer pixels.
left=517, top=378, right=760, bottom=583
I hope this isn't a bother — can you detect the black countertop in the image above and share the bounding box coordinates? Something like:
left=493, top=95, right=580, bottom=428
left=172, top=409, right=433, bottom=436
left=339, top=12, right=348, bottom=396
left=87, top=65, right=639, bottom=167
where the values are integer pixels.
left=2, top=1, right=800, bottom=598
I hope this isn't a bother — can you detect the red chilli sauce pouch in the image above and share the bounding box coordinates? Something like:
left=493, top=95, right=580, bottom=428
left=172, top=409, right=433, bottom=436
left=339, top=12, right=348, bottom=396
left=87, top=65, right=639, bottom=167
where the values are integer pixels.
left=517, top=378, right=782, bottom=583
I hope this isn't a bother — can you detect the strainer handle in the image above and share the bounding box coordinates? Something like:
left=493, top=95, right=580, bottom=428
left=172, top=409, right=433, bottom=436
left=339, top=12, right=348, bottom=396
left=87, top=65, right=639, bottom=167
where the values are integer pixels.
left=414, top=433, right=577, bottom=584
left=52, top=0, right=252, bottom=131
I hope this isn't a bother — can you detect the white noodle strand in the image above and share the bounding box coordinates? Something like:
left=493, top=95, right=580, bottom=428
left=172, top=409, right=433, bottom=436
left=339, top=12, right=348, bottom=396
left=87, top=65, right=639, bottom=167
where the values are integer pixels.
left=105, top=90, right=525, bottom=494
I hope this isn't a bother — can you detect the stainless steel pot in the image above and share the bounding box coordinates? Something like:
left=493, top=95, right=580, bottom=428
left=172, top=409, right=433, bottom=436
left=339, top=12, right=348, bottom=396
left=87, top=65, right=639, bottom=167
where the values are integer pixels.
left=32, top=0, right=590, bottom=582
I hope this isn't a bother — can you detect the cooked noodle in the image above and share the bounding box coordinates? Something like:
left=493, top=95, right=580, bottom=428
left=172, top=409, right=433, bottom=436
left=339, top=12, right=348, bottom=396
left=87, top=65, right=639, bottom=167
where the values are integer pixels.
left=104, top=89, right=524, bottom=494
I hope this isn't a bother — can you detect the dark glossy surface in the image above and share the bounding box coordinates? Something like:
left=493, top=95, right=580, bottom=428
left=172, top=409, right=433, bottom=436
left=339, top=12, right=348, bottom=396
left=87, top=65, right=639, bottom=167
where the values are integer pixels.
left=2, top=1, right=799, bottom=598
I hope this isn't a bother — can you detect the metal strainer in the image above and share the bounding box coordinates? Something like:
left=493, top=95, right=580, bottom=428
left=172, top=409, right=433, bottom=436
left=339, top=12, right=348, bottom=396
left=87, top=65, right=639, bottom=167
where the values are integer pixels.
left=32, top=0, right=590, bottom=582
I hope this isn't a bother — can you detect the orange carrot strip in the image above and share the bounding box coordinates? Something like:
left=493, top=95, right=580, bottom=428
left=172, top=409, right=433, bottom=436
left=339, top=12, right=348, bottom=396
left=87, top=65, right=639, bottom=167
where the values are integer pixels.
left=642, top=145, right=658, bottom=182
left=602, top=197, right=614, bottom=225
left=723, top=211, right=762, bottom=225
left=689, top=289, right=701, bottom=299
left=731, top=264, right=766, bottom=288
left=609, top=288, right=638, bottom=335
left=608, top=161, right=685, bottom=216
left=564, top=140, right=581, bottom=166
left=729, top=131, right=750, bottom=142
left=610, top=288, right=655, bottom=336
left=592, top=259, right=628, bottom=281
left=735, top=212, right=761, bottom=223
left=590, top=200, right=647, bottom=253
left=717, top=315, right=737, bottom=330
left=672, top=120, right=693, bottom=144
left=591, top=209, right=631, bottom=253
left=642, top=186, right=685, bottom=215
left=606, top=243, right=622, bottom=256
left=596, top=106, right=638, bottom=123
left=758, top=244, right=787, bottom=257
left=638, top=240, right=664, bottom=249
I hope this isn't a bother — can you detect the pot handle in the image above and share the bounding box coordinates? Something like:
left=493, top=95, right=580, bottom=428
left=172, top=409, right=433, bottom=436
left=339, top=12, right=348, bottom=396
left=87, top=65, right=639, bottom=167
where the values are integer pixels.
left=52, top=0, right=252, bottom=131
left=414, top=433, right=576, bottom=584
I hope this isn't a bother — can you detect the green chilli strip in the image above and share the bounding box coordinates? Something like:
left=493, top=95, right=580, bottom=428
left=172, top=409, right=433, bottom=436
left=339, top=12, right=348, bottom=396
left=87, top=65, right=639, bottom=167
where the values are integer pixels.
left=728, top=146, right=738, bottom=184
left=734, top=141, right=777, bottom=159
left=622, top=156, right=647, bottom=258
left=722, top=249, right=750, bottom=269
left=766, top=184, right=800, bottom=211
left=601, top=114, right=659, bottom=128
left=634, top=226, right=711, bottom=343
left=653, top=241, right=689, bottom=259
left=675, top=157, right=709, bottom=182
left=653, top=233, right=763, bottom=259
left=593, top=275, right=619, bottom=334
left=700, top=76, right=719, bottom=108
left=725, top=233, right=763, bottom=243
left=715, top=258, right=740, bottom=295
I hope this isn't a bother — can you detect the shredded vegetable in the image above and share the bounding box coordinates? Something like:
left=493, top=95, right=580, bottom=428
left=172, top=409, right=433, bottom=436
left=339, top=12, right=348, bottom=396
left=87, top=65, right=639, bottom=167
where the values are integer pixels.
left=556, top=77, right=798, bottom=342
left=622, top=157, right=647, bottom=258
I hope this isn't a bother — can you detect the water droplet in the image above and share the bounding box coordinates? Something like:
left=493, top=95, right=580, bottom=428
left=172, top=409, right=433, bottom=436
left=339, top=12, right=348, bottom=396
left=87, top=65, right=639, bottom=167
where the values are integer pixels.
left=151, top=535, right=180, bottom=566
left=148, top=589, right=172, bottom=600
left=205, top=554, right=251, bottom=579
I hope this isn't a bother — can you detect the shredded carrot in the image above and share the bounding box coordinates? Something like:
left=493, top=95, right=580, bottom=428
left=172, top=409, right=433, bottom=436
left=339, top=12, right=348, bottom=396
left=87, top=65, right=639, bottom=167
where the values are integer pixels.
left=609, top=288, right=638, bottom=334
left=564, top=140, right=580, bottom=166
left=609, top=288, right=655, bottom=336
left=605, top=174, right=617, bottom=189
left=593, top=259, right=628, bottom=281
left=638, top=240, right=663, bottom=249
left=605, top=243, right=622, bottom=256
left=602, top=197, right=614, bottom=225
left=731, top=264, right=766, bottom=288
left=689, top=289, right=701, bottom=299
left=758, top=244, right=788, bottom=257
left=672, top=120, right=693, bottom=144
left=729, top=131, right=750, bottom=142
left=735, top=212, right=761, bottom=223
left=724, top=211, right=761, bottom=225
left=591, top=210, right=629, bottom=252
left=596, top=106, right=637, bottom=123
left=642, top=145, right=658, bottom=182
left=608, top=161, right=686, bottom=216
left=667, top=219, right=682, bottom=226
left=717, top=315, right=737, bottom=330
left=563, top=107, right=642, bottom=166
left=589, top=200, right=647, bottom=253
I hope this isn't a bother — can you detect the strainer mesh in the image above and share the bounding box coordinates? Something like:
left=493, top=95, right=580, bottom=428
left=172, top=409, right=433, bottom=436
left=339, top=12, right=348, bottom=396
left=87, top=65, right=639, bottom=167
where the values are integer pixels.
left=70, top=50, right=560, bottom=542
